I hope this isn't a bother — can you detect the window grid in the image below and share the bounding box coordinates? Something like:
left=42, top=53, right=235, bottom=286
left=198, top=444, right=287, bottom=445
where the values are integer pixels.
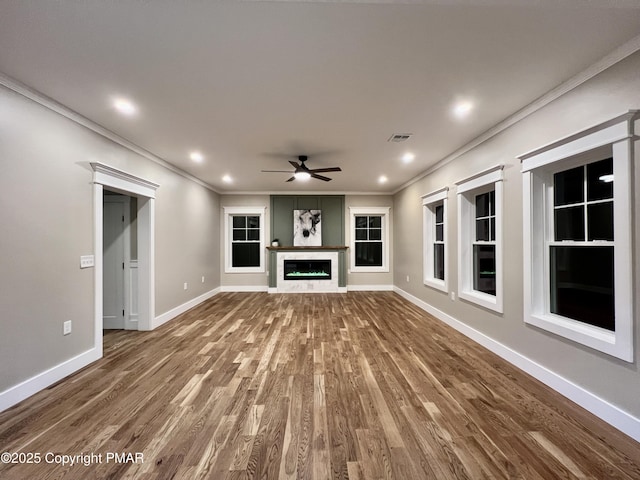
left=232, top=215, right=261, bottom=244
left=551, top=162, right=614, bottom=245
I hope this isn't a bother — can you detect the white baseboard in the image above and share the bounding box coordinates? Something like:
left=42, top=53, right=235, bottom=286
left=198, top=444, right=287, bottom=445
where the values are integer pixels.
left=0, top=347, right=101, bottom=413
left=153, top=287, right=221, bottom=329
left=347, top=284, right=394, bottom=291
left=393, top=286, right=640, bottom=443
left=220, top=285, right=269, bottom=293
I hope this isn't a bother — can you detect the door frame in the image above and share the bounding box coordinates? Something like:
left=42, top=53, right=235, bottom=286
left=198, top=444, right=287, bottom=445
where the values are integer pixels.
left=92, top=163, right=159, bottom=355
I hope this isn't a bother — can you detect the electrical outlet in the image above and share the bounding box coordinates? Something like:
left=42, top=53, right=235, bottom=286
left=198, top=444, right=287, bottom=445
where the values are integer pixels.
left=63, top=320, right=72, bottom=335
left=450, top=291, right=456, bottom=301
left=80, top=255, right=94, bottom=269
left=183, top=282, right=188, bottom=290
left=201, top=276, right=205, bottom=283
left=406, top=275, right=410, bottom=282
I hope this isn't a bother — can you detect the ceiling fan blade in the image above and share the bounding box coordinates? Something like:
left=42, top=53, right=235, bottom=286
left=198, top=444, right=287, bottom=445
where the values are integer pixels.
left=288, top=160, right=300, bottom=169
left=286, top=176, right=296, bottom=182
left=309, top=167, right=342, bottom=173
left=261, top=170, right=295, bottom=173
left=311, top=173, right=332, bottom=182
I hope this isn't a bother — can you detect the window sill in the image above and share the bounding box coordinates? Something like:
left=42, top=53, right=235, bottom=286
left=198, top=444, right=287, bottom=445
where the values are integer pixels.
left=459, top=289, right=503, bottom=313
left=524, top=312, right=632, bottom=361
left=225, top=267, right=265, bottom=274
left=350, top=266, right=389, bottom=274
left=424, top=278, right=447, bottom=293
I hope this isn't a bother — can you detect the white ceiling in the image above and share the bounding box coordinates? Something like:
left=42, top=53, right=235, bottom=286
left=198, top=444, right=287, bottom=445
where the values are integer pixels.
left=1, top=1, right=640, bottom=193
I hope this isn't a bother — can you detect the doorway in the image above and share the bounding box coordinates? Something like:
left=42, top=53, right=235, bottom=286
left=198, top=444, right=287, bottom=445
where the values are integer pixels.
left=92, top=163, right=158, bottom=356
left=103, top=192, right=138, bottom=330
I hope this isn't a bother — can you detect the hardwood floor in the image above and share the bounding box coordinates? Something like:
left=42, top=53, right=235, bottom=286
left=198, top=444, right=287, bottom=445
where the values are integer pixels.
left=1, top=292, right=639, bottom=479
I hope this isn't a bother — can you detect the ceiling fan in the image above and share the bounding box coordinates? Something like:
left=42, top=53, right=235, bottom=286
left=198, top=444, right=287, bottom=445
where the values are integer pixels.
left=261, top=155, right=342, bottom=182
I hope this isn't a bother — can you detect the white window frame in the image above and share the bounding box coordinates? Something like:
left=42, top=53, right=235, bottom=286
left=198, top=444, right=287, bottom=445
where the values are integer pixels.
left=422, top=187, right=449, bottom=292
left=520, top=111, right=636, bottom=362
left=224, top=206, right=266, bottom=274
left=456, top=165, right=504, bottom=313
left=349, top=207, right=390, bottom=273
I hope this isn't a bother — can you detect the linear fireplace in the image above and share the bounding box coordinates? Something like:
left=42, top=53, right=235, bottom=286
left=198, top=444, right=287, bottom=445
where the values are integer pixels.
left=284, top=259, right=331, bottom=281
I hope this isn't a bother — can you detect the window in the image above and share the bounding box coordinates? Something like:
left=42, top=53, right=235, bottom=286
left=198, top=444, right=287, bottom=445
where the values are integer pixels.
left=520, top=112, right=635, bottom=361
left=550, top=158, right=614, bottom=330
left=422, top=187, right=448, bottom=292
left=224, top=206, right=266, bottom=273
left=473, top=190, right=496, bottom=296
left=349, top=207, right=390, bottom=273
left=456, top=166, right=504, bottom=312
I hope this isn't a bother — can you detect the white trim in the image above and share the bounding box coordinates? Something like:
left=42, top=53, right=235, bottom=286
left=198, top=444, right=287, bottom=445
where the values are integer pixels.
left=92, top=163, right=159, bottom=198
left=348, top=206, right=391, bottom=273
left=223, top=206, right=267, bottom=274
left=393, top=286, right=640, bottom=443
left=392, top=34, right=640, bottom=195
left=422, top=191, right=449, bottom=293
left=518, top=111, right=638, bottom=166
left=457, top=169, right=504, bottom=313
left=0, top=347, right=101, bottom=412
left=347, top=284, right=394, bottom=291
left=93, top=164, right=157, bottom=334
left=153, top=287, right=221, bottom=329
left=521, top=113, right=636, bottom=361
left=455, top=164, right=504, bottom=194
left=220, top=285, right=269, bottom=292
left=421, top=186, right=449, bottom=204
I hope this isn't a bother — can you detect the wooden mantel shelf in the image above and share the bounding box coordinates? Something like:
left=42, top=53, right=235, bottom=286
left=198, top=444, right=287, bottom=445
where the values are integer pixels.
left=267, top=245, right=348, bottom=251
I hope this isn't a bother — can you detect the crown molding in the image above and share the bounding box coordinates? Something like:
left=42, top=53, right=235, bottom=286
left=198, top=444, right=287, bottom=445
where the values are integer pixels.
left=392, top=32, right=640, bottom=195
left=0, top=73, right=220, bottom=194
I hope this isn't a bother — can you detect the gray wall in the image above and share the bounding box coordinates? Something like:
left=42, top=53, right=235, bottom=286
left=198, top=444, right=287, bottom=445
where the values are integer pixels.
left=0, top=85, right=220, bottom=392
left=392, top=51, right=640, bottom=417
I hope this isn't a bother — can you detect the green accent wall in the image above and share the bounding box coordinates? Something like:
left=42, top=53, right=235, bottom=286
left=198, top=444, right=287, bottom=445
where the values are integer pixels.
left=270, top=195, right=345, bottom=246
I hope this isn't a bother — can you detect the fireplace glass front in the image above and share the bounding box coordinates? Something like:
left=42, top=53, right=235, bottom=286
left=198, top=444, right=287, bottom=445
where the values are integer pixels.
left=284, top=260, right=331, bottom=280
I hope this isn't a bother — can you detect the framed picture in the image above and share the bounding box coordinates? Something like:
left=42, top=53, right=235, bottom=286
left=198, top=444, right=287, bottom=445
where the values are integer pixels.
left=293, top=210, right=321, bottom=246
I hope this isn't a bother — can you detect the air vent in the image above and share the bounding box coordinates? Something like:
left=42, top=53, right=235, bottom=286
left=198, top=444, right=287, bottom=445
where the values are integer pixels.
left=388, top=133, right=413, bottom=142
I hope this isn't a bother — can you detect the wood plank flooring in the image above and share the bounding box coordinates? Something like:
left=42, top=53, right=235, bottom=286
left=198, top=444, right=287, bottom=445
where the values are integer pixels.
left=1, top=292, right=639, bottom=479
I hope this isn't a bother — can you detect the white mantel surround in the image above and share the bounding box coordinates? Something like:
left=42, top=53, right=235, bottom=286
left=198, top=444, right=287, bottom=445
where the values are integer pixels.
left=275, top=251, right=344, bottom=293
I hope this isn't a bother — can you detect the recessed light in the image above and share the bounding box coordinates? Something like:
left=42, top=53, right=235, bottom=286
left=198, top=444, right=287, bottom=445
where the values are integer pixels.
left=453, top=100, right=473, bottom=119
left=222, top=174, right=232, bottom=183
left=190, top=151, right=204, bottom=163
left=402, top=152, right=415, bottom=163
left=113, top=98, right=137, bottom=116
left=378, top=175, right=388, bottom=184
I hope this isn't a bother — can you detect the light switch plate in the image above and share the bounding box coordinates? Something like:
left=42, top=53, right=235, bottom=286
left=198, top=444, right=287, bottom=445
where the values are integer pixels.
left=80, top=255, right=95, bottom=268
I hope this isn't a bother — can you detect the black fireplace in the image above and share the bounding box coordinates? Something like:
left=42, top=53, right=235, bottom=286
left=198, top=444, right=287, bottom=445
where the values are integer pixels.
left=284, top=259, right=331, bottom=280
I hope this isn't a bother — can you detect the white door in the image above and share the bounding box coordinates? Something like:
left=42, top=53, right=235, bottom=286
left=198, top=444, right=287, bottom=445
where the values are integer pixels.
left=103, top=196, right=127, bottom=329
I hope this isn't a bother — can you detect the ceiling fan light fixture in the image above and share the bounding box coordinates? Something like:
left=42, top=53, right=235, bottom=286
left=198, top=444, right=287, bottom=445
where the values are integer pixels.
left=294, top=171, right=311, bottom=181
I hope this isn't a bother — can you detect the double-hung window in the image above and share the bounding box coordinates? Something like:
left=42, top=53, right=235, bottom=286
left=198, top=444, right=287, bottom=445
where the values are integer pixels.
left=224, top=206, right=266, bottom=273
left=422, top=187, right=448, bottom=291
left=349, top=207, right=390, bottom=273
left=520, top=112, right=635, bottom=361
left=456, top=166, right=504, bottom=312
left=473, top=190, right=496, bottom=296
